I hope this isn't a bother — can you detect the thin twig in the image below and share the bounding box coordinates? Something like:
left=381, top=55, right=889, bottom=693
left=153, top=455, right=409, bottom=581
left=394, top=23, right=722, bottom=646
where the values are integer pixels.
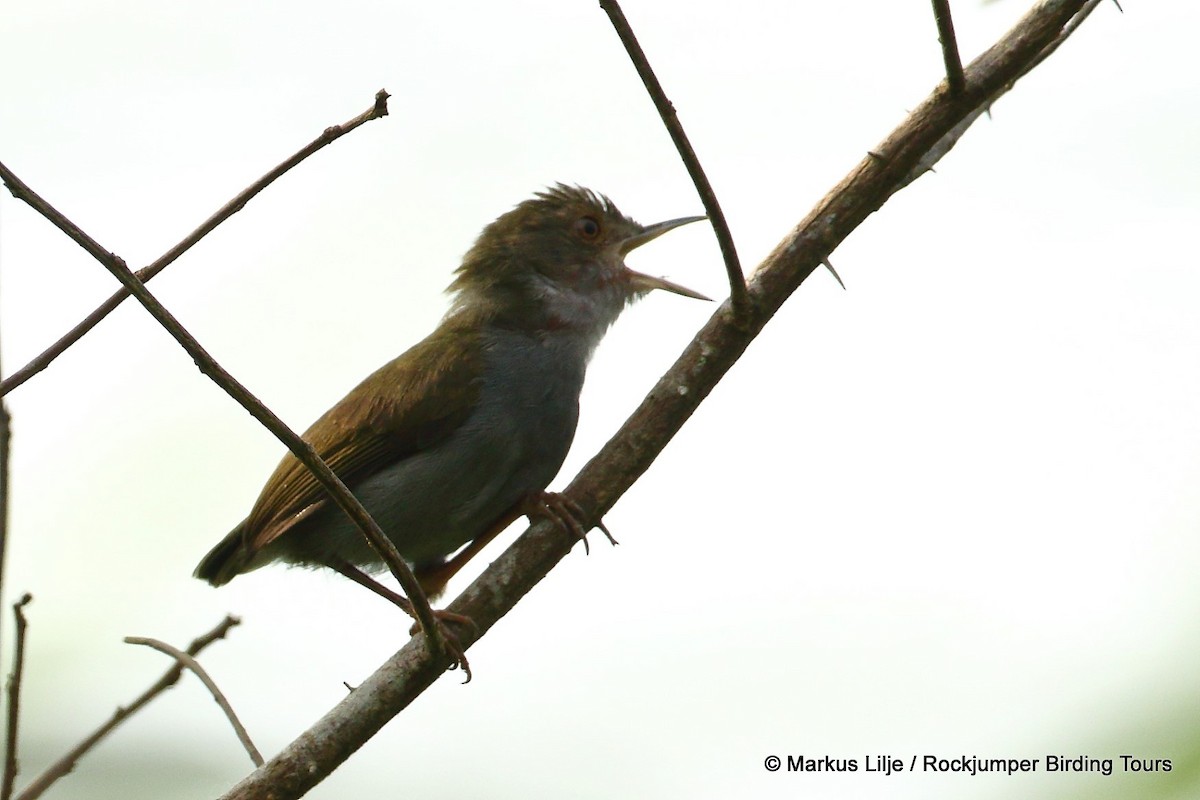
left=598, top=0, right=750, bottom=319
left=124, top=636, right=262, bottom=767
left=14, top=615, right=239, bottom=800
left=931, top=0, right=967, bottom=94
left=0, top=231, right=9, bottom=670
left=1, top=594, right=32, bottom=800
left=220, top=2, right=1100, bottom=797
left=0, top=90, right=391, bottom=399
left=0, top=164, right=452, bottom=669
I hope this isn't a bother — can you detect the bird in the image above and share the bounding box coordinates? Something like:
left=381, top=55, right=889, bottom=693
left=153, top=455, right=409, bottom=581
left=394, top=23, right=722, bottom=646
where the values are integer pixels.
left=194, top=184, right=707, bottom=624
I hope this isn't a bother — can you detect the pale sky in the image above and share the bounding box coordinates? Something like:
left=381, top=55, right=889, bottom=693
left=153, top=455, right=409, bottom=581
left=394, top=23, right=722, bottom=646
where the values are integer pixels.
left=2, top=2, right=1198, bottom=799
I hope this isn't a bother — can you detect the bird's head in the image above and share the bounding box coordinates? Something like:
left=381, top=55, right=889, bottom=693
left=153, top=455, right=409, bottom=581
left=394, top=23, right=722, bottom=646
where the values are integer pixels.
left=449, top=184, right=707, bottom=335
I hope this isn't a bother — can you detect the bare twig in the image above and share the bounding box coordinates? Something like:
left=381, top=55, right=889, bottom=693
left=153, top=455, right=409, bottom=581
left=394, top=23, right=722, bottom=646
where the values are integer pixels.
left=14, top=615, right=239, bottom=800
left=598, top=0, right=750, bottom=318
left=931, top=0, right=966, bottom=94
left=124, top=636, right=262, bottom=767
left=0, top=163, right=453, bottom=669
left=1, top=595, right=31, bottom=800
left=0, top=256, right=9, bottom=667
left=0, top=90, right=391, bottom=399
left=220, top=2, right=1100, bottom=797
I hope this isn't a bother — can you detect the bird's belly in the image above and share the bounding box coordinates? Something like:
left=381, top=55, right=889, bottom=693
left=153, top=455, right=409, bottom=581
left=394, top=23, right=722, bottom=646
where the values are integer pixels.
left=279, top=329, right=587, bottom=571
left=367, top=413, right=572, bottom=565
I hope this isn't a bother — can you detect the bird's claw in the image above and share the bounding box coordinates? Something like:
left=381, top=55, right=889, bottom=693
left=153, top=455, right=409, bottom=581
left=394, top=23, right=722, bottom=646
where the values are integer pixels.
left=410, top=610, right=476, bottom=683
left=527, top=492, right=618, bottom=555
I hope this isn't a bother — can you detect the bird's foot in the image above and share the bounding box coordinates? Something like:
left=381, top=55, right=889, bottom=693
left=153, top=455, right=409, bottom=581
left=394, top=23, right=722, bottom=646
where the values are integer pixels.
left=524, top=492, right=617, bottom=555
left=422, top=612, right=476, bottom=683
left=398, top=605, right=476, bottom=682
left=405, top=607, right=475, bottom=638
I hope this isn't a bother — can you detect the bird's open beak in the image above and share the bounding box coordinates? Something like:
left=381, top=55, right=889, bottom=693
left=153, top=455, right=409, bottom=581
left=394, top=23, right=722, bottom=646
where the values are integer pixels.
left=621, top=215, right=711, bottom=301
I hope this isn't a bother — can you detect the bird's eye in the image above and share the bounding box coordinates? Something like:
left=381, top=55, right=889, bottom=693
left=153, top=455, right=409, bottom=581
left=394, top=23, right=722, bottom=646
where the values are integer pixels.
left=573, top=216, right=601, bottom=241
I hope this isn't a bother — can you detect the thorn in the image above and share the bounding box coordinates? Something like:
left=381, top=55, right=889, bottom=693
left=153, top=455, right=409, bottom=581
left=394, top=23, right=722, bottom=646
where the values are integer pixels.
left=821, top=259, right=847, bottom=290
left=867, top=151, right=886, bottom=163
left=1110, top=0, right=1123, bottom=12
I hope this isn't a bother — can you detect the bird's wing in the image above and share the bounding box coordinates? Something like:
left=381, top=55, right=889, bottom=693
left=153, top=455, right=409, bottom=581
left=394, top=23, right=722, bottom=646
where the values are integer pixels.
left=242, top=325, right=483, bottom=554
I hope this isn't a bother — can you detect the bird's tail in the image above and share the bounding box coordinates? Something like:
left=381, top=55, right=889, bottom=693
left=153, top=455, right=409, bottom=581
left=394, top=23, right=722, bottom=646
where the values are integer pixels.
left=194, top=522, right=251, bottom=586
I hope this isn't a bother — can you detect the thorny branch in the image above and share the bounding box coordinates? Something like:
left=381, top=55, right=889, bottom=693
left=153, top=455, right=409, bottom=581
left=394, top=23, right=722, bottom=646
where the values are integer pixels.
left=897, top=0, right=1106, bottom=191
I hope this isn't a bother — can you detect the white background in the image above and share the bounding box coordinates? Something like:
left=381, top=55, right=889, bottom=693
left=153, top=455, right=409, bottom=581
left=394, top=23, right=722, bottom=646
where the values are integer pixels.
left=2, top=1, right=1198, bottom=798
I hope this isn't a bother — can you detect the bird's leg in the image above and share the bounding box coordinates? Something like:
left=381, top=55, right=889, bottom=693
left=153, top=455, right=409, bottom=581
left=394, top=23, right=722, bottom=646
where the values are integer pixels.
left=327, top=558, right=475, bottom=681
left=523, top=492, right=617, bottom=555
left=411, top=492, right=616, bottom=600
left=412, top=505, right=527, bottom=599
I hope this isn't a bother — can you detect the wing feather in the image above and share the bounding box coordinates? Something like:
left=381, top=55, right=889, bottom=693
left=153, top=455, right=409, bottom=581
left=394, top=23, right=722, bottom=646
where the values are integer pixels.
left=242, top=323, right=482, bottom=554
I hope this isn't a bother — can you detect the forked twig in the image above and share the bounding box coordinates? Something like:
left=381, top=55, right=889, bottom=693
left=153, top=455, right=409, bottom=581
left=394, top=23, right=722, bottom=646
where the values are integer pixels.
left=0, top=90, right=391, bottom=398
left=14, top=615, right=239, bottom=800
left=124, top=637, right=263, bottom=767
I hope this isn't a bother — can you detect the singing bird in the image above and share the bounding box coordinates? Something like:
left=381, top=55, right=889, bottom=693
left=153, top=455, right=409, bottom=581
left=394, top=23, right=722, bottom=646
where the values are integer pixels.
left=194, top=184, right=707, bottom=610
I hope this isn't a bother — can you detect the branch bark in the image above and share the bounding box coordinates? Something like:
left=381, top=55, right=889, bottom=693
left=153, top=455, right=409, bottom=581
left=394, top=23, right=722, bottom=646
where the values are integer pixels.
left=219, top=0, right=1097, bottom=797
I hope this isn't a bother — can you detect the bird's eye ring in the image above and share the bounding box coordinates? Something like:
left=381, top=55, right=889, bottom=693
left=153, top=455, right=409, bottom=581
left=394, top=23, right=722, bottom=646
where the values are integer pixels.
left=573, top=216, right=601, bottom=241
